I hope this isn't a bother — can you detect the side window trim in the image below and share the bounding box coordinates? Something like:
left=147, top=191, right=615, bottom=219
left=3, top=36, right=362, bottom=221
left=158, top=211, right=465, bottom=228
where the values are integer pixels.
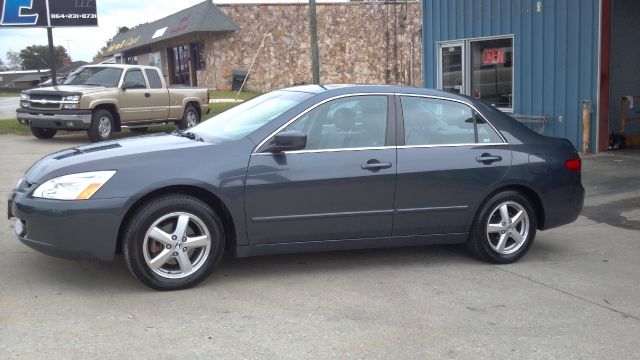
left=396, top=93, right=507, bottom=145
left=254, top=93, right=394, bottom=154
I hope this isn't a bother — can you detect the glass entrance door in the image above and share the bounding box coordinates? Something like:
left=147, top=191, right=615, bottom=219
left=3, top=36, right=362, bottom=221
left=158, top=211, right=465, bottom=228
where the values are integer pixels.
left=171, top=45, right=190, bottom=85
left=439, top=43, right=464, bottom=94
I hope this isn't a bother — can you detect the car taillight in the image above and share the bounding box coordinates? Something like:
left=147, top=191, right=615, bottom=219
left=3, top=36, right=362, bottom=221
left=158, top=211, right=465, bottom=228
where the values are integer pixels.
left=565, top=158, right=581, bottom=172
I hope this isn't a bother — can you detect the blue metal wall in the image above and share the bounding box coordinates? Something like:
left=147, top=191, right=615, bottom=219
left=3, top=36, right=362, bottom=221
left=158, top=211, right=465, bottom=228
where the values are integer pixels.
left=422, top=0, right=600, bottom=150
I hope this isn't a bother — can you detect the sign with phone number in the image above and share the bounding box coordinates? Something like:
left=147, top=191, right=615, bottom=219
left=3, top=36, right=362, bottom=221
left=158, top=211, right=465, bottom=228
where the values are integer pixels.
left=0, top=0, right=98, bottom=27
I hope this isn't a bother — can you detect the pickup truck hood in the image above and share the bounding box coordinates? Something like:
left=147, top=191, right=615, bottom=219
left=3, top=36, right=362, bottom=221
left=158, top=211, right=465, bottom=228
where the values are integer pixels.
left=24, top=134, right=214, bottom=184
left=27, top=85, right=111, bottom=95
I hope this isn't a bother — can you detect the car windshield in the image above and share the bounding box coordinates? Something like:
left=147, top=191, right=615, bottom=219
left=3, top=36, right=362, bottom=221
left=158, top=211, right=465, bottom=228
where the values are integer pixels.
left=193, top=90, right=313, bottom=141
left=64, top=67, right=123, bottom=87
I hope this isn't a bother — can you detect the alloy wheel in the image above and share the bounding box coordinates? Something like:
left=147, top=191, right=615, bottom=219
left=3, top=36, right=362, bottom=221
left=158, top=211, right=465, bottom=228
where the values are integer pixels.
left=142, top=212, right=211, bottom=279
left=98, top=116, right=112, bottom=138
left=186, top=110, right=197, bottom=128
left=486, top=201, right=530, bottom=255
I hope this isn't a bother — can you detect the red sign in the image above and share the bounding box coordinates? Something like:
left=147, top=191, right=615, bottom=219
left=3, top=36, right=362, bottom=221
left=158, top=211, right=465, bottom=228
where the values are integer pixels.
left=482, top=48, right=505, bottom=65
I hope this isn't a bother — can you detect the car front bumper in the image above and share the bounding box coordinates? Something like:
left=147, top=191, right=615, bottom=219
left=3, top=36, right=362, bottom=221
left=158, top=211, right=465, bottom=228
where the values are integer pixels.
left=8, top=190, right=128, bottom=261
left=16, top=109, right=93, bottom=130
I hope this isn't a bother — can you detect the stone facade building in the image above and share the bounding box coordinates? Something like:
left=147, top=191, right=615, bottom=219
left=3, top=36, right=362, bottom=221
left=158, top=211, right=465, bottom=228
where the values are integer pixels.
left=105, top=1, right=422, bottom=92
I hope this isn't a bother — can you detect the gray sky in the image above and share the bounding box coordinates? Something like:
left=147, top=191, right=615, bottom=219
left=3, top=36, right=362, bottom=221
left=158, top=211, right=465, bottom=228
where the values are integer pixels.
left=0, top=0, right=346, bottom=66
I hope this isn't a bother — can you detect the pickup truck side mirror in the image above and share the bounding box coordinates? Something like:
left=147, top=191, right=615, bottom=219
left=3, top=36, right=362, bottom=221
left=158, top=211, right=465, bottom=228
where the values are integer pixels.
left=121, top=81, right=142, bottom=90
left=267, top=130, right=307, bottom=153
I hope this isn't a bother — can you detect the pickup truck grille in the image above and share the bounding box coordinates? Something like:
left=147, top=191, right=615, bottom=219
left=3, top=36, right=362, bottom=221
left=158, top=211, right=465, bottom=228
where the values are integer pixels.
left=29, top=95, right=63, bottom=110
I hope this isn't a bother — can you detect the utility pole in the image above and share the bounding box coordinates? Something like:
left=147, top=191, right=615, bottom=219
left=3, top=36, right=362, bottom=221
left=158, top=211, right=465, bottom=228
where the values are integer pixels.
left=47, top=28, right=58, bottom=86
left=309, top=0, right=320, bottom=84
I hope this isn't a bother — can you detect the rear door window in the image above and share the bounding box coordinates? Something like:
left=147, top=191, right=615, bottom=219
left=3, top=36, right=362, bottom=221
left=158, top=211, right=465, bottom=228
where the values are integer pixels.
left=400, top=96, right=504, bottom=145
left=144, top=69, right=163, bottom=89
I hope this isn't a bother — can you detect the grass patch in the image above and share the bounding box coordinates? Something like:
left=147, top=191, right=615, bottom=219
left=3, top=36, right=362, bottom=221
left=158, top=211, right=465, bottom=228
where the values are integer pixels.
left=0, top=89, right=21, bottom=97
left=207, top=102, right=237, bottom=117
left=209, top=90, right=259, bottom=101
left=0, top=119, right=30, bottom=135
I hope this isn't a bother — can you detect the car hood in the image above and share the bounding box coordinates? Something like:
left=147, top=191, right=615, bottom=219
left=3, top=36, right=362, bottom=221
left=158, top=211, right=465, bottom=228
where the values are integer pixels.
left=27, top=85, right=111, bottom=95
left=23, top=134, right=214, bottom=184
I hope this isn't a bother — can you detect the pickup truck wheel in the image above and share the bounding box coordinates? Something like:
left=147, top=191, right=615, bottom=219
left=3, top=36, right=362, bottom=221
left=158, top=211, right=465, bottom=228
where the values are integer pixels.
left=88, top=109, right=114, bottom=142
left=30, top=127, right=57, bottom=139
left=178, top=105, right=200, bottom=130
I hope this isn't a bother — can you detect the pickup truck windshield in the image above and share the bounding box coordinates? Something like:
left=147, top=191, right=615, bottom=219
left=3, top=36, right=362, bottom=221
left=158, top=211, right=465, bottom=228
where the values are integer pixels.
left=193, top=90, right=313, bottom=141
left=64, top=67, right=123, bottom=87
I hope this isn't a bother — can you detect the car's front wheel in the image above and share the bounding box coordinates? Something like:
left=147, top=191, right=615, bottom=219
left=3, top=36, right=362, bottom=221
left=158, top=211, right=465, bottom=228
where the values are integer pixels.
left=30, top=127, right=57, bottom=139
left=468, top=191, right=537, bottom=264
left=122, top=194, right=225, bottom=290
left=88, top=109, right=114, bottom=142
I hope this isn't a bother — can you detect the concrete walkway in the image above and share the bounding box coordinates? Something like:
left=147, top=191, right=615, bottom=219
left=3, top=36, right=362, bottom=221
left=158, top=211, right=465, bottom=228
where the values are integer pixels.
left=0, top=96, right=18, bottom=120
left=209, top=98, right=244, bottom=104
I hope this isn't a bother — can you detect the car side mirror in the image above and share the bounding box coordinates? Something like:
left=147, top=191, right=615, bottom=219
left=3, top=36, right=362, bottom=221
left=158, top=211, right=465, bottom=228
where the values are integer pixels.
left=269, top=130, right=307, bottom=153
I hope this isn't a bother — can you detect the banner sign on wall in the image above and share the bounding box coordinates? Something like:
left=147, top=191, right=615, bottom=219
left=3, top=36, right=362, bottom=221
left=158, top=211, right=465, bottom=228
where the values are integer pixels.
left=0, top=0, right=98, bottom=27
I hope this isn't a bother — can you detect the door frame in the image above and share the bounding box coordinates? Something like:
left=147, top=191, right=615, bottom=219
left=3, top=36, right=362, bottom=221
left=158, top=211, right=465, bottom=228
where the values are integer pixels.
left=437, top=41, right=465, bottom=95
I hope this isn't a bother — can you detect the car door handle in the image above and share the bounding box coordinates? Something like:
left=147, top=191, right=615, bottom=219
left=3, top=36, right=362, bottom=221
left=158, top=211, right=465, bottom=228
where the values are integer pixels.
left=145, top=93, right=151, bottom=98
left=476, top=154, right=502, bottom=164
left=361, top=161, right=392, bottom=170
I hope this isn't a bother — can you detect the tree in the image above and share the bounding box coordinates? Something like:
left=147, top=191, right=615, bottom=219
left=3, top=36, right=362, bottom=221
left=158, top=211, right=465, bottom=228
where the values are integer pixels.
left=6, top=50, right=22, bottom=70
left=94, top=39, right=113, bottom=62
left=0, top=57, right=6, bottom=71
left=19, top=45, right=69, bottom=70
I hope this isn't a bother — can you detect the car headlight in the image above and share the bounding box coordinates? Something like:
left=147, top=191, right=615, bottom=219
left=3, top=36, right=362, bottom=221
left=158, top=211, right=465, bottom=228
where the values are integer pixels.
left=63, top=95, right=81, bottom=102
left=62, top=94, right=81, bottom=109
left=20, top=93, right=30, bottom=101
left=32, top=171, right=116, bottom=200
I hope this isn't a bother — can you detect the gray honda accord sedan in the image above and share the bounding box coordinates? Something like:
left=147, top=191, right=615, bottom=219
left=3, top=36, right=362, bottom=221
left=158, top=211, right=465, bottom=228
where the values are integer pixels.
left=8, top=85, right=584, bottom=290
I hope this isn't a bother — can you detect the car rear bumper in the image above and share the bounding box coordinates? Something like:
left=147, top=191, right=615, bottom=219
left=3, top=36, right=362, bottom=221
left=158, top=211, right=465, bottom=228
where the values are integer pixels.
left=541, top=183, right=585, bottom=230
left=9, top=190, right=127, bottom=261
left=16, top=109, right=92, bottom=130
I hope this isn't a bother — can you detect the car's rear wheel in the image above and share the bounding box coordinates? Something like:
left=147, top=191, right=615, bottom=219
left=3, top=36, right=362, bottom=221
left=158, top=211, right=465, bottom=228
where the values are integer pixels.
left=468, top=191, right=537, bottom=264
left=30, top=127, right=57, bottom=139
left=177, top=105, right=200, bottom=130
left=122, top=194, right=225, bottom=290
left=88, top=109, right=114, bottom=142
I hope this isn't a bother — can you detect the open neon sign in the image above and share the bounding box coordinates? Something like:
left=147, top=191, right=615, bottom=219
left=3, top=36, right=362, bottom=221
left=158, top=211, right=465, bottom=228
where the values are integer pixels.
left=482, top=48, right=506, bottom=65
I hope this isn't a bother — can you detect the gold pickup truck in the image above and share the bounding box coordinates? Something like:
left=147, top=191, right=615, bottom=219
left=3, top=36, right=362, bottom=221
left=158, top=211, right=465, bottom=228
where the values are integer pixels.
left=16, top=64, right=209, bottom=142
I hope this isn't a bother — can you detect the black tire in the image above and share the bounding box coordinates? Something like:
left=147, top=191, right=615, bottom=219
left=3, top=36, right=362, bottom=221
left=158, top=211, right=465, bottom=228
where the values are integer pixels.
left=87, top=109, right=114, bottom=142
left=177, top=104, right=200, bottom=130
left=467, top=191, right=537, bottom=264
left=30, top=127, right=57, bottom=139
left=122, top=194, right=225, bottom=290
left=129, top=127, right=148, bottom=133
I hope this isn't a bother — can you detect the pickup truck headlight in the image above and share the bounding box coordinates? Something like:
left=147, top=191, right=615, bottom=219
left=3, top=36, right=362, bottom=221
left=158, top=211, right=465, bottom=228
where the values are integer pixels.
left=63, top=95, right=81, bottom=102
left=20, top=93, right=30, bottom=108
left=62, top=94, right=81, bottom=109
left=32, top=171, right=116, bottom=200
